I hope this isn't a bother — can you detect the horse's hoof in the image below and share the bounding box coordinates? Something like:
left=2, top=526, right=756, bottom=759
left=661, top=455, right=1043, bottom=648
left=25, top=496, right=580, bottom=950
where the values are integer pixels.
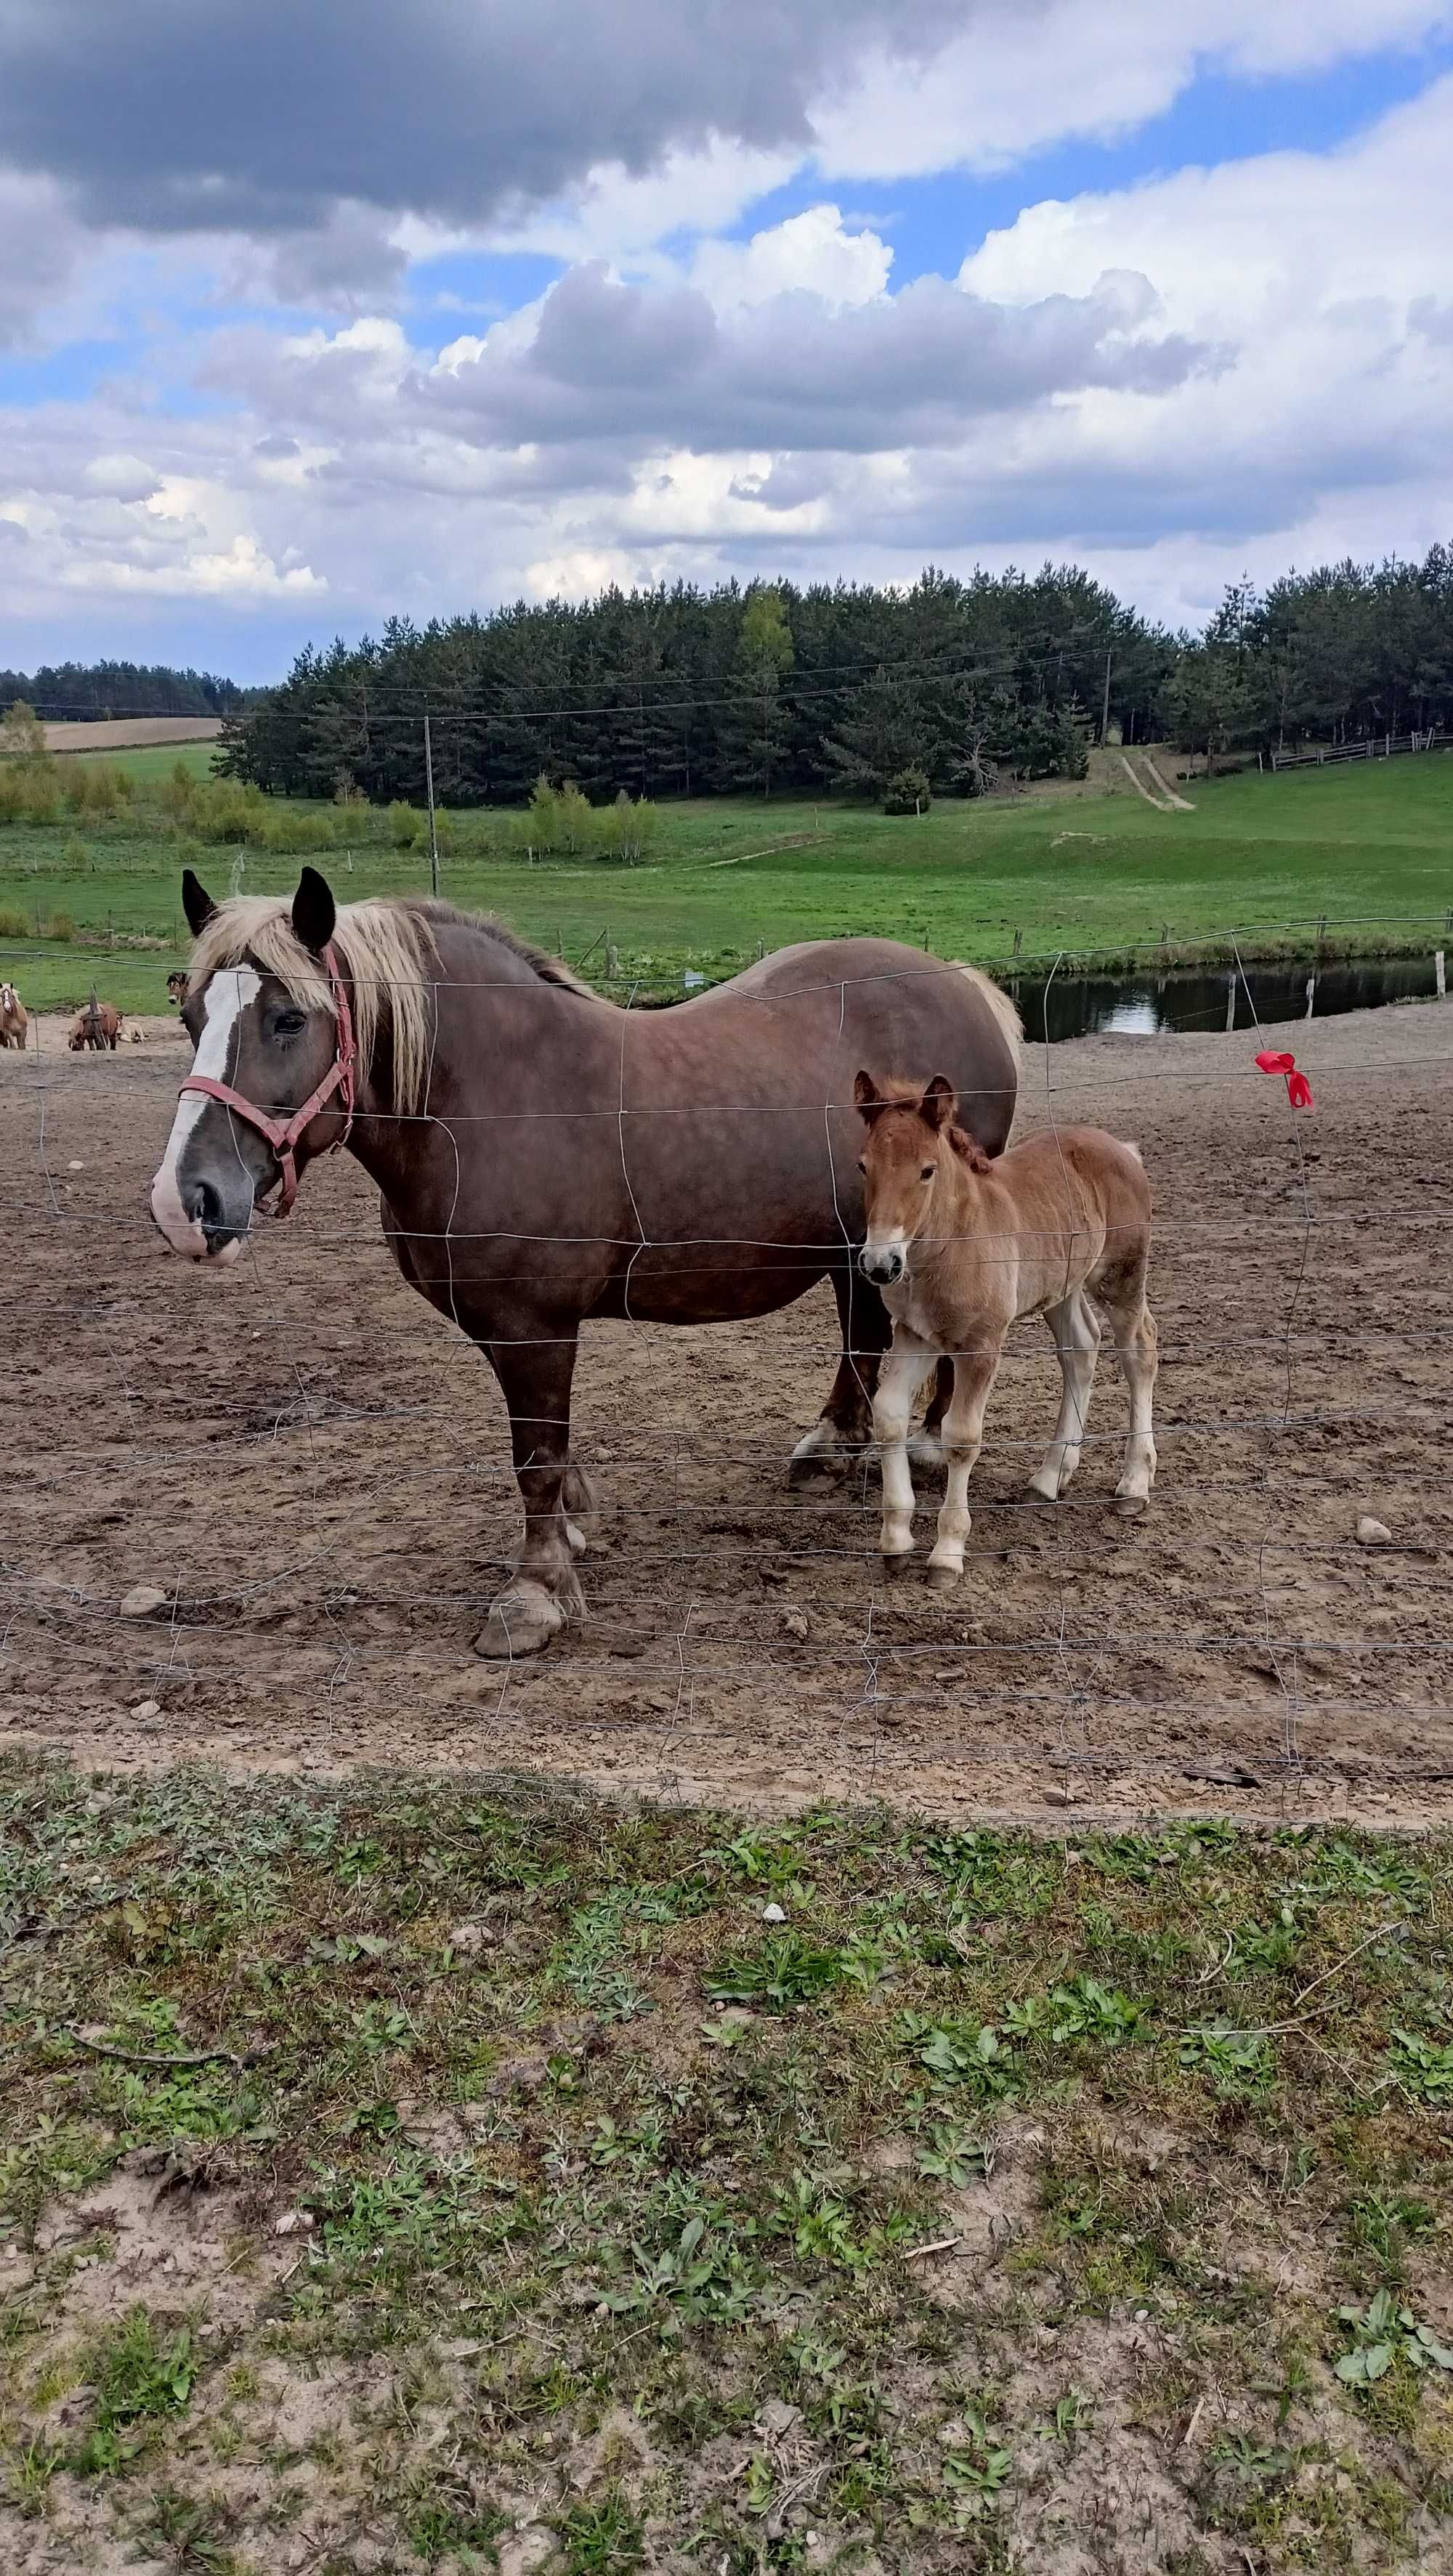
left=925, top=1561, right=961, bottom=1592
left=1113, top=1493, right=1149, bottom=1520
left=881, top=1550, right=915, bottom=1579
left=474, top=1581, right=567, bottom=1660
left=907, top=1435, right=945, bottom=1475
left=565, top=1519, right=587, bottom=1556
left=1023, top=1481, right=1059, bottom=1507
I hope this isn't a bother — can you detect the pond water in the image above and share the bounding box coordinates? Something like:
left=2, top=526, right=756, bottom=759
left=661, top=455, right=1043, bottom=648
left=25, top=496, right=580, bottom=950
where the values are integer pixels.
left=1008, top=955, right=1446, bottom=1045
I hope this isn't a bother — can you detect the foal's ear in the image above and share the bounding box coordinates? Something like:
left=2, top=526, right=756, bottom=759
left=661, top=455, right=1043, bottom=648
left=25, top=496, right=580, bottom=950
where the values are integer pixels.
left=921, top=1074, right=956, bottom=1130
left=291, top=865, right=336, bottom=956
left=182, top=869, right=217, bottom=936
left=854, top=1069, right=887, bottom=1124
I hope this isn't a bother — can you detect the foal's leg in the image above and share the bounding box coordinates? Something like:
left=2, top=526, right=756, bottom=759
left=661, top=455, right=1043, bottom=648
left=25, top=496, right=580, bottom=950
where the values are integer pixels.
left=871, top=1329, right=935, bottom=1564
left=789, top=1262, right=889, bottom=1485
left=926, top=1344, right=1002, bottom=1589
left=910, top=1356, right=956, bottom=1474
left=1027, top=1290, right=1101, bottom=1502
left=1109, top=1292, right=1159, bottom=1517
left=472, top=1324, right=586, bottom=1659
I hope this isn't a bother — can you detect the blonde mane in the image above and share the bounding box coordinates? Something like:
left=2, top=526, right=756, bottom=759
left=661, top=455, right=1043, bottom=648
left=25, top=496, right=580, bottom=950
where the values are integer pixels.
left=186, top=895, right=440, bottom=1114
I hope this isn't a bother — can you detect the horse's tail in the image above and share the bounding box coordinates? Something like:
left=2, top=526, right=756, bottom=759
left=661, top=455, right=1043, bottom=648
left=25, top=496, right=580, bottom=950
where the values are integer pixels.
left=951, top=962, right=1023, bottom=1077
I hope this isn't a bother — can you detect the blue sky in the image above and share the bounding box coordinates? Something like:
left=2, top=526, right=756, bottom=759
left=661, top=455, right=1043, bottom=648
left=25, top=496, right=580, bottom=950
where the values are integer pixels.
left=1, top=1, right=1451, bottom=681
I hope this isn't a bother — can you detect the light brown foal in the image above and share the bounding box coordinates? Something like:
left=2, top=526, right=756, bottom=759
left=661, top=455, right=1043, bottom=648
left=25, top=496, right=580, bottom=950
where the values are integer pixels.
left=854, top=1072, right=1158, bottom=1587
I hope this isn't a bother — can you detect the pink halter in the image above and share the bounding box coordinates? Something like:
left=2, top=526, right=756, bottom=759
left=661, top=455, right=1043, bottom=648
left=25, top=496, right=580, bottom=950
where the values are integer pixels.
left=178, top=943, right=357, bottom=1217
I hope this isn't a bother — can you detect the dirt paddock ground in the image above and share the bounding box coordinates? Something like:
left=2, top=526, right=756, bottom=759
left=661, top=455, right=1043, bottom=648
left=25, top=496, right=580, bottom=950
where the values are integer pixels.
left=3, top=996, right=1452, bottom=1830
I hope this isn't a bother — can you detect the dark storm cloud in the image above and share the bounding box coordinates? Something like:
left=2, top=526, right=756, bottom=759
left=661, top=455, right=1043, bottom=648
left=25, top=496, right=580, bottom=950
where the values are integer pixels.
left=421, top=260, right=1221, bottom=452
left=0, top=0, right=968, bottom=237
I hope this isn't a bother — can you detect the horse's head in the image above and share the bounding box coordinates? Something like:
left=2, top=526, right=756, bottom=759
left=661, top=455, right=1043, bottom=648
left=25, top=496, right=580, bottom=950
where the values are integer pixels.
left=150, top=865, right=352, bottom=1263
left=853, top=1069, right=989, bottom=1287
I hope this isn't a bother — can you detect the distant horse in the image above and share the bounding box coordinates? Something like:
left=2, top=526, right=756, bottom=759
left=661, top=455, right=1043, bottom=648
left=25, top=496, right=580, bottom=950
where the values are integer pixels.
left=855, top=1072, right=1158, bottom=1589
left=0, top=982, right=26, bottom=1050
left=68, top=1000, right=122, bottom=1051
left=150, top=867, right=1021, bottom=1659
left=166, top=972, right=187, bottom=1008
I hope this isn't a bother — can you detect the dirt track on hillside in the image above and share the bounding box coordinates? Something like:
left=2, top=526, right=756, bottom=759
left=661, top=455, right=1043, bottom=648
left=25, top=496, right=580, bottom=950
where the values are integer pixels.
left=4, top=997, right=1452, bottom=1829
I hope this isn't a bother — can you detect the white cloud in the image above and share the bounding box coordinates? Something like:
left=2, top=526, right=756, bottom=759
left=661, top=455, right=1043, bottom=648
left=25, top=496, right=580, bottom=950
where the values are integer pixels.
left=691, top=205, right=891, bottom=310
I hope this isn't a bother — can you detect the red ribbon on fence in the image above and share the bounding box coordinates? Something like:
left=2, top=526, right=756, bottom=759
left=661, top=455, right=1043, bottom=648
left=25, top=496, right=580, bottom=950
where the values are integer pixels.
left=1255, top=1048, right=1314, bottom=1110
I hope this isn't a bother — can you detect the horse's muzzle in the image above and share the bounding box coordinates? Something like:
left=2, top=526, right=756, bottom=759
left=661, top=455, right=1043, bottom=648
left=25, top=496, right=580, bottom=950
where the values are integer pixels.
left=859, top=1245, right=905, bottom=1288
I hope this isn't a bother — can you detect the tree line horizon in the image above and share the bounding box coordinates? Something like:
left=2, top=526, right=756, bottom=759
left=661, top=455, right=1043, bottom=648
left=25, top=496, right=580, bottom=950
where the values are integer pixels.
left=10, top=545, right=1453, bottom=808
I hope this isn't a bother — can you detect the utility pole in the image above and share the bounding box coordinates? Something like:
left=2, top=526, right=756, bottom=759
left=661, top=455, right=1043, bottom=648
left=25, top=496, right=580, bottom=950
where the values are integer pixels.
left=1100, top=648, right=1113, bottom=745
left=423, top=700, right=440, bottom=898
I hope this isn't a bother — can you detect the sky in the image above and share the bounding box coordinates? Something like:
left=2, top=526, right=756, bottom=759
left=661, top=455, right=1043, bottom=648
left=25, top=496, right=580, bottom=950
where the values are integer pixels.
left=1, top=0, right=1452, bottom=684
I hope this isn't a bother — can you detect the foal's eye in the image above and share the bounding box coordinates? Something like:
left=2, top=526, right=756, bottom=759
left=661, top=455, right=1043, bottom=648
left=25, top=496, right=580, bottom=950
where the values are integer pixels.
left=920, top=1165, right=935, bottom=1181
left=856, top=1157, right=867, bottom=1173
left=274, top=1010, right=307, bottom=1039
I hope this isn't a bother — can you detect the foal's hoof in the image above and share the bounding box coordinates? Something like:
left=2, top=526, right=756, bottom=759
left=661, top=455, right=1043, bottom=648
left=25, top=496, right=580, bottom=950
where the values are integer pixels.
left=907, top=1433, right=945, bottom=1475
left=1112, top=1493, right=1149, bottom=1520
left=925, top=1561, right=961, bottom=1593
left=881, top=1550, right=915, bottom=1580
left=474, top=1581, right=567, bottom=1661
left=1023, top=1481, right=1059, bottom=1508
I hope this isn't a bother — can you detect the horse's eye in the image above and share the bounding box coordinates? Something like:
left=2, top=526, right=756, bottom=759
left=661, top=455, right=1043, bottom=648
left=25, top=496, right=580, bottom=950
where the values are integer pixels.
left=274, top=1010, right=307, bottom=1039
left=920, top=1165, right=935, bottom=1181
left=856, top=1157, right=867, bottom=1173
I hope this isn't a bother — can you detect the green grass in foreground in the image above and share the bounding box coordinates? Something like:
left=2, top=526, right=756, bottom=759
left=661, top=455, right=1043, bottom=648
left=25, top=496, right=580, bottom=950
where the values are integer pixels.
left=2, top=1755, right=1452, bottom=2571
left=2, top=749, right=1452, bottom=1012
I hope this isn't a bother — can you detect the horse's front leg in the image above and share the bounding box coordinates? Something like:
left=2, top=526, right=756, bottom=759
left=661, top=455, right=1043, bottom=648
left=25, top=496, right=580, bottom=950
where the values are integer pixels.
left=871, top=1329, right=934, bottom=1567
left=926, top=1343, right=1001, bottom=1590
left=473, top=1325, right=585, bottom=1660
left=789, top=1261, right=889, bottom=1486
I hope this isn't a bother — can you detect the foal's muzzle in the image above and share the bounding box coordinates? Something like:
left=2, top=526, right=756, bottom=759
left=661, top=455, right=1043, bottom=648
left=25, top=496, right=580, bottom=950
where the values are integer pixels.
left=860, top=1246, right=905, bottom=1288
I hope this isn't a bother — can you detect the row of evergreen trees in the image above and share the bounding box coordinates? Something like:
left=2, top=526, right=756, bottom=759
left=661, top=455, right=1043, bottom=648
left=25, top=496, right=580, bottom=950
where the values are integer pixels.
left=0, top=660, right=253, bottom=721
left=216, top=567, right=1159, bottom=807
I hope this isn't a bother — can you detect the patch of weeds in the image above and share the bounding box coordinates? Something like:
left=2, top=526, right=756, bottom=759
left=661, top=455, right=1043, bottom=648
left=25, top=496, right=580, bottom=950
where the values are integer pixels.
left=1178, top=2018, right=1275, bottom=2102
left=939, top=2400, right=1014, bottom=2528
left=1230, top=1905, right=1301, bottom=1975
left=404, top=2485, right=507, bottom=2566
left=1, top=2435, right=62, bottom=2516
left=0, top=2118, right=113, bottom=2231
left=142, top=2488, right=243, bottom=2572
left=1046, top=1974, right=1148, bottom=2046
left=901, top=2012, right=1019, bottom=2100
left=705, top=1929, right=847, bottom=2010
left=556, top=2486, right=644, bottom=2574
left=597, top=2210, right=761, bottom=2322
left=1385, top=2028, right=1453, bottom=2105
left=915, top=2121, right=994, bottom=2188
left=1334, top=2289, right=1453, bottom=2387
left=69, top=2306, right=200, bottom=2475
left=1347, top=2188, right=1436, bottom=2281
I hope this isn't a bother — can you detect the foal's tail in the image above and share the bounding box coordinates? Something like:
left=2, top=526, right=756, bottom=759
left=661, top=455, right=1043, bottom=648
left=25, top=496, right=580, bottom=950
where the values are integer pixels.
left=950, top=962, right=1024, bottom=1075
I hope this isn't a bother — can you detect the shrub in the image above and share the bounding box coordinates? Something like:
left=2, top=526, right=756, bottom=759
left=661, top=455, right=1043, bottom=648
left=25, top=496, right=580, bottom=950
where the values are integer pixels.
left=596, top=790, right=660, bottom=865
left=883, top=766, right=932, bottom=816
left=48, top=910, right=76, bottom=941
left=0, top=905, right=27, bottom=936
left=63, top=837, right=89, bottom=871
left=386, top=800, right=426, bottom=848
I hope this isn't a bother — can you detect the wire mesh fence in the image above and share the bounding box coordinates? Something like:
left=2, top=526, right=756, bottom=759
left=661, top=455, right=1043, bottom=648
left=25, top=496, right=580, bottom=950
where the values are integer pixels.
left=2, top=919, right=1452, bottom=1827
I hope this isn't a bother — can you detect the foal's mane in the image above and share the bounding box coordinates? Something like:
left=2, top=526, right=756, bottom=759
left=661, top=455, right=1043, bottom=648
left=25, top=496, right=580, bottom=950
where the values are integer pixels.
left=186, top=894, right=598, bottom=1117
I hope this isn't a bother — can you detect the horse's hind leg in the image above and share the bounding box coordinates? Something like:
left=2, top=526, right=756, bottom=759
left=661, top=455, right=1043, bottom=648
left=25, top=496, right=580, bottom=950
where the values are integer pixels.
left=1027, top=1291, right=1101, bottom=1502
left=788, top=1262, right=888, bottom=1486
left=910, top=1356, right=955, bottom=1473
left=1108, top=1285, right=1159, bottom=1518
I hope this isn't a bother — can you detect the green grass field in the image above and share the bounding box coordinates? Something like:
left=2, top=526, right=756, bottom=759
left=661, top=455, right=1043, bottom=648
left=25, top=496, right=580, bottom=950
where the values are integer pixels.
left=2, top=1757, right=1451, bottom=2572
left=3, top=747, right=1452, bottom=1013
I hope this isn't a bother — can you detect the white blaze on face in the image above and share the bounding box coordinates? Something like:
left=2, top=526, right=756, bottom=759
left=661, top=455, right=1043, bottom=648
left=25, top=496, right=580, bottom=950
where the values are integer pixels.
left=150, top=967, right=260, bottom=1259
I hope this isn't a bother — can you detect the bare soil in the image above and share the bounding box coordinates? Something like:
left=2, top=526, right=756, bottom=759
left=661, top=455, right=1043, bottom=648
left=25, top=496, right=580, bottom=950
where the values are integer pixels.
left=4, top=998, right=1452, bottom=1828
left=41, top=717, right=223, bottom=754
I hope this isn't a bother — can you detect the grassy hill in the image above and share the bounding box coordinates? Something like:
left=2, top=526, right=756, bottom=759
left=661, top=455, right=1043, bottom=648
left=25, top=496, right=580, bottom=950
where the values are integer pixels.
left=1, top=745, right=1450, bottom=1014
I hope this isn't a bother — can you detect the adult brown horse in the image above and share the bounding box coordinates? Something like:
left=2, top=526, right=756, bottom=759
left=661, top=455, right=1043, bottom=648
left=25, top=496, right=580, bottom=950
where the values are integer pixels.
left=149, top=867, right=1019, bottom=1658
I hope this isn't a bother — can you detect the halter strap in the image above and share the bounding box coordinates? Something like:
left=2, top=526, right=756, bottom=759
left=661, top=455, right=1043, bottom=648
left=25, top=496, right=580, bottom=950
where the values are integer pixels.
left=177, top=942, right=357, bottom=1217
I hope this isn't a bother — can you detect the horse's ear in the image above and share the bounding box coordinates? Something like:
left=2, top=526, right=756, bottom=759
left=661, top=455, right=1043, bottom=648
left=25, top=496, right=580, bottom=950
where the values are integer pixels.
left=854, top=1069, right=886, bottom=1123
left=291, top=865, right=336, bottom=956
left=922, top=1074, right=956, bottom=1130
left=182, top=869, right=216, bottom=936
